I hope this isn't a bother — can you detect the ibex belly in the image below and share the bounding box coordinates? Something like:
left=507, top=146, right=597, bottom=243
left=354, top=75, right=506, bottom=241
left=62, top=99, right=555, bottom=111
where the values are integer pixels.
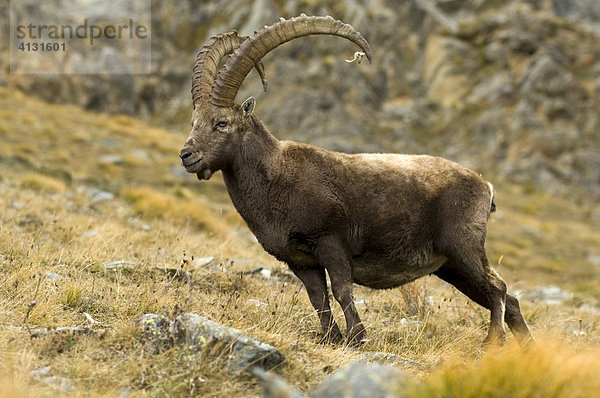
left=351, top=252, right=447, bottom=289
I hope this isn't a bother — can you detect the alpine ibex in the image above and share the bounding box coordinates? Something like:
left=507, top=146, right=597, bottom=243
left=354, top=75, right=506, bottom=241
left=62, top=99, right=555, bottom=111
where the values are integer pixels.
left=180, top=15, right=533, bottom=347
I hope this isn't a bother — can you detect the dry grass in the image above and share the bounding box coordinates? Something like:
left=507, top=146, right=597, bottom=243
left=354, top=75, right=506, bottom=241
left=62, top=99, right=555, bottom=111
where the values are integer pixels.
left=413, top=337, right=600, bottom=398
left=122, top=186, right=230, bottom=236
left=0, top=87, right=599, bottom=396
left=19, top=174, right=66, bottom=194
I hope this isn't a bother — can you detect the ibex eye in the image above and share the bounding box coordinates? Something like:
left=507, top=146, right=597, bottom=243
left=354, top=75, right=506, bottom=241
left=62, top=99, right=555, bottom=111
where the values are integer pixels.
left=215, top=119, right=228, bottom=128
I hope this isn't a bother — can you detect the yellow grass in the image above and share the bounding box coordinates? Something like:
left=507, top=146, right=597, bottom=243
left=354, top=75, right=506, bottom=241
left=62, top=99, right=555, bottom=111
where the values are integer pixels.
left=122, top=186, right=230, bottom=235
left=20, top=173, right=66, bottom=193
left=413, top=337, right=600, bottom=398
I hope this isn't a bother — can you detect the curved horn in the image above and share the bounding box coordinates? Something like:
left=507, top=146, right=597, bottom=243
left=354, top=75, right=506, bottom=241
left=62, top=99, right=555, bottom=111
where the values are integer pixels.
left=211, top=14, right=372, bottom=107
left=191, top=31, right=268, bottom=106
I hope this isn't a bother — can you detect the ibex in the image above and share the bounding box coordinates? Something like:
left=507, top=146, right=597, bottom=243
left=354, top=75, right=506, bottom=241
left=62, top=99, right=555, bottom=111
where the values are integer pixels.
left=180, top=15, right=533, bottom=347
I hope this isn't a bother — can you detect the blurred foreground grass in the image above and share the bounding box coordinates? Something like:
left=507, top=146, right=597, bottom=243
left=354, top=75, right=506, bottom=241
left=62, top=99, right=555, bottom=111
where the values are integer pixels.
left=1, top=87, right=599, bottom=396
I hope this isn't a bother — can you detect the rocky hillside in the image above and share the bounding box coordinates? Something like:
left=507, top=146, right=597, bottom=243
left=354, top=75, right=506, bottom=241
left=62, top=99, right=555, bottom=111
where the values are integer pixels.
left=1, top=0, right=599, bottom=201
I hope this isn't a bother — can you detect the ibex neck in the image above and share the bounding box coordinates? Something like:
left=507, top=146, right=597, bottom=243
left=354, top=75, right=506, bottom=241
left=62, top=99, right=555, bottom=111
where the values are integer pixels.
left=222, top=116, right=281, bottom=208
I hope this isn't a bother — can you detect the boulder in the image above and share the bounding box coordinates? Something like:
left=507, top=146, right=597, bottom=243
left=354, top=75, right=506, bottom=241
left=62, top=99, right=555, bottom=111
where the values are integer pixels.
left=309, top=362, right=407, bottom=398
left=170, top=313, right=285, bottom=372
left=137, top=313, right=285, bottom=373
left=256, top=362, right=408, bottom=398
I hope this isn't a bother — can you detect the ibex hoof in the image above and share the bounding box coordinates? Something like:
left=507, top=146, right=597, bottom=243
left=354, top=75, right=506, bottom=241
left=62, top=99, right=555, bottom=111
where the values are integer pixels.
left=346, top=326, right=367, bottom=347
left=482, top=331, right=507, bottom=348
left=319, top=329, right=344, bottom=345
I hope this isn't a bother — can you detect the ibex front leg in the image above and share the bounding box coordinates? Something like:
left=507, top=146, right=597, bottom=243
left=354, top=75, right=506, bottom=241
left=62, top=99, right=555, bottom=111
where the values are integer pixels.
left=315, top=235, right=366, bottom=346
left=289, top=265, right=343, bottom=344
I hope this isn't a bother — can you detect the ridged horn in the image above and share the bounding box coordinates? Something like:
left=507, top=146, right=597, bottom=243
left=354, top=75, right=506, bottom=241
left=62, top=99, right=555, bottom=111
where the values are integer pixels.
left=191, top=31, right=268, bottom=106
left=211, top=15, right=372, bottom=107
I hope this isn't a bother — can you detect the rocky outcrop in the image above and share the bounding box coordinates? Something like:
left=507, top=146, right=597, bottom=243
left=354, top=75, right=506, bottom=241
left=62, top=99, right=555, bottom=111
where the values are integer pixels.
left=256, top=362, right=408, bottom=398
left=137, top=313, right=285, bottom=372
left=2, top=0, right=600, bottom=200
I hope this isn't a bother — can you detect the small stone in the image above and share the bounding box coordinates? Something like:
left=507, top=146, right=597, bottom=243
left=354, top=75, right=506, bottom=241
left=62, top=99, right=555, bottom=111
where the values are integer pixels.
left=425, top=296, right=435, bottom=307
left=30, top=328, right=49, bottom=338
left=259, top=268, right=272, bottom=279
left=252, top=368, right=306, bottom=398
left=45, top=271, right=65, bottom=281
left=131, top=149, right=151, bottom=163
left=591, top=206, right=600, bottom=222
left=89, top=188, right=114, bottom=203
left=247, top=299, right=268, bottom=308
left=105, top=260, right=135, bottom=271
left=355, top=352, right=435, bottom=369
left=101, top=139, right=121, bottom=148
left=29, top=326, right=94, bottom=338
left=31, top=367, right=75, bottom=392
left=517, top=285, right=571, bottom=305
left=193, top=256, right=215, bottom=268
left=400, top=318, right=422, bottom=326
left=98, top=154, right=124, bottom=165
left=116, top=387, right=134, bottom=397
left=11, top=201, right=23, bottom=209
left=586, top=252, right=600, bottom=266
left=82, top=230, right=99, bottom=238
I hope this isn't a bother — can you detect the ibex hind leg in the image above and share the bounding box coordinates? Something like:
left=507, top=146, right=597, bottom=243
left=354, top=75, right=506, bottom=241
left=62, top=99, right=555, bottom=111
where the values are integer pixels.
left=505, top=293, right=535, bottom=348
left=434, top=255, right=508, bottom=346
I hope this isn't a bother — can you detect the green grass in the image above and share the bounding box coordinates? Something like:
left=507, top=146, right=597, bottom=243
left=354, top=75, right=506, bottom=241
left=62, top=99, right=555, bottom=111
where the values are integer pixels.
left=0, top=87, right=599, bottom=396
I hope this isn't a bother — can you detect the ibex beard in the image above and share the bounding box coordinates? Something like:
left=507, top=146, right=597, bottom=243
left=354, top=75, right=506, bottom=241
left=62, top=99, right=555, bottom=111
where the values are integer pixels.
left=180, top=15, right=534, bottom=348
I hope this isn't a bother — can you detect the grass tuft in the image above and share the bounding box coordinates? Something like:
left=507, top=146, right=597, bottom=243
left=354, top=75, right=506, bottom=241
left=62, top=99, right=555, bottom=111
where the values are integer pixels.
left=20, top=173, right=65, bottom=193
left=414, top=337, right=600, bottom=398
left=122, top=186, right=229, bottom=235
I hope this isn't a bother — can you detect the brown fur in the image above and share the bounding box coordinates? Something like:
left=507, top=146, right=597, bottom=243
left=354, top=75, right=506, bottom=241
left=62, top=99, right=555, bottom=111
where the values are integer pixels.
left=180, top=100, right=534, bottom=347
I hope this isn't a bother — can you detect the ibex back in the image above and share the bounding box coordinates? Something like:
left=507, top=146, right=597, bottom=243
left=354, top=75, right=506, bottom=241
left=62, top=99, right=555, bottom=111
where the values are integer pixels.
left=180, top=15, right=533, bottom=347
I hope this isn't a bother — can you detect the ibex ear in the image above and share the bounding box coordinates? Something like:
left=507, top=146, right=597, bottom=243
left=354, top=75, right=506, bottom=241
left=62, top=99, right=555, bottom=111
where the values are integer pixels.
left=241, top=97, right=255, bottom=117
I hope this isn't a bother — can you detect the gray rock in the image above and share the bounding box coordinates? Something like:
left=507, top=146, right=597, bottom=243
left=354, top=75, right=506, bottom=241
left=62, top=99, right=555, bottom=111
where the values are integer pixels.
left=309, top=362, right=407, bottom=398
left=89, top=188, right=115, bottom=203
left=44, top=271, right=65, bottom=281
left=192, top=256, right=216, bottom=268
left=30, top=367, right=75, bottom=392
left=105, top=260, right=135, bottom=271
left=30, top=326, right=95, bottom=338
left=98, top=154, right=125, bottom=165
left=169, top=313, right=285, bottom=372
left=586, top=252, right=600, bottom=266
left=131, top=149, right=151, bottom=163
left=516, top=285, right=571, bottom=305
left=355, top=352, right=435, bottom=369
left=137, top=313, right=285, bottom=372
left=137, top=314, right=171, bottom=354
left=252, top=367, right=306, bottom=398
left=82, top=230, right=100, bottom=238
left=116, top=387, right=134, bottom=397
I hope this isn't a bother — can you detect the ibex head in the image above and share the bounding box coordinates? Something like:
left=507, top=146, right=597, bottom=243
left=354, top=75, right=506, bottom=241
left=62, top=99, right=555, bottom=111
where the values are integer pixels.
left=179, top=15, right=372, bottom=180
